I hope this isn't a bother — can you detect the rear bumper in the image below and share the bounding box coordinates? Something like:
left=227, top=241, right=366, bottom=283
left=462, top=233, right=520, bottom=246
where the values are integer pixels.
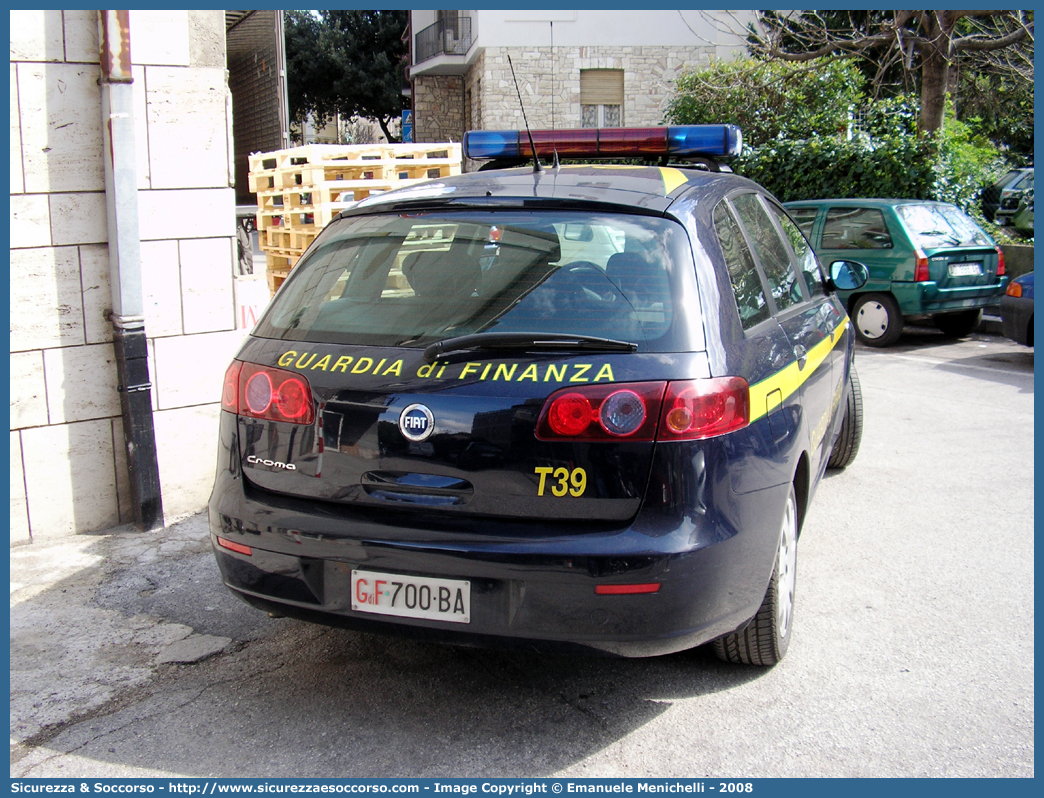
left=1000, top=295, right=1033, bottom=345
left=208, top=462, right=788, bottom=658
left=892, top=278, right=1008, bottom=315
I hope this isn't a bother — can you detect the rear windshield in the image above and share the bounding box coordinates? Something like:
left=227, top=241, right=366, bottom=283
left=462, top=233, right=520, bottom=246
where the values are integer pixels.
left=253, top=210, right=696, bottom=351
left=896, top=204, right=993, bottom=249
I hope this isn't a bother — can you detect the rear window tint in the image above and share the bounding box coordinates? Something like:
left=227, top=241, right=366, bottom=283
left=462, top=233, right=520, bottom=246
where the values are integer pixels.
left=896, top=204, right=992, bottom=248
left=253, top=211, right=693, bottom=351
left=822, top=207, right=893, bottom=250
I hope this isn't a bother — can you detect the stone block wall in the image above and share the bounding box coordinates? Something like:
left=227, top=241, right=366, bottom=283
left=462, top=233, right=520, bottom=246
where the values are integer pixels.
left=10, top=10, right=243, bottom=544
left=474, top=45, right=717, bottom=131
left=414, top=75, right=465, bottom=144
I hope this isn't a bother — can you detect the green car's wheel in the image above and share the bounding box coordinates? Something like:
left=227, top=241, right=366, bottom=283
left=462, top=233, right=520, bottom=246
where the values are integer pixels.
left=852, top=293, right=903, bottom=347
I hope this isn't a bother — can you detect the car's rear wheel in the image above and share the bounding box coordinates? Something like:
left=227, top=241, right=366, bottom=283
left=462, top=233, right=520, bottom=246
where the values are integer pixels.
left=827, top=365, right=863, bottom=470
left=852, top=293, right=903, bottom=347
left=934, top=309, right=982, bottom=338
left=713, top=485, right=798, bottom=666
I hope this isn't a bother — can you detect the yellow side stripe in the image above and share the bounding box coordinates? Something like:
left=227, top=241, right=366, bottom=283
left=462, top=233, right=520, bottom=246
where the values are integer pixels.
left=748, top=318, right=850, bottom=424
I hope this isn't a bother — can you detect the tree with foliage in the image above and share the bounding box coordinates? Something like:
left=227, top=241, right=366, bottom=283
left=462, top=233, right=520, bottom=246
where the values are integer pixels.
left=747, top=10, right=1033, bottom=137
left=284, top=10, right=408, bottom=143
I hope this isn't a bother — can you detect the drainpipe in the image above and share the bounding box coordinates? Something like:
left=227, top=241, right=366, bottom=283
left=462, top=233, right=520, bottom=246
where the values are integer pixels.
left=98, top=10, right=163, bottom=530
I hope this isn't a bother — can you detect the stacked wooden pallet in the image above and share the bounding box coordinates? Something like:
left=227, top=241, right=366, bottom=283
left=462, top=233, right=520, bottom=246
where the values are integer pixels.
left=248, top=142, right=463, bottom=294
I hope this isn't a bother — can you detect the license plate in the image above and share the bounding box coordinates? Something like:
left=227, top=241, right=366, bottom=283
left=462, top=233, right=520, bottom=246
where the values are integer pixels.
left=949, top=262, right=982, bottom=277
left=351, top=570, right=470, bottom=624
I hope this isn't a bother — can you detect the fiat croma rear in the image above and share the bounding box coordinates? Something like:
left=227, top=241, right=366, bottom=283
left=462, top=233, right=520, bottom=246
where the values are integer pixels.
left=210, top=125, right=866, bottom=666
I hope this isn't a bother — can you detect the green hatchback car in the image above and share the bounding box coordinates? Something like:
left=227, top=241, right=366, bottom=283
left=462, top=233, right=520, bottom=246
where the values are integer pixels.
left=785, top=199, right=1008, bottom=346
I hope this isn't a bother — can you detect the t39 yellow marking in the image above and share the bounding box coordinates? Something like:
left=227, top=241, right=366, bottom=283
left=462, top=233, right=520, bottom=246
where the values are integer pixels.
left=535, top=466, right=587, bottom=497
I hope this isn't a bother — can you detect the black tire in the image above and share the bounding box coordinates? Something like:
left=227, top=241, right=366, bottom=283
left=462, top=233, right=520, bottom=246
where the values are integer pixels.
left=851, top=293, right=903, bottom=347
left=933, top=309, right=982, bottom=338
left=713, top=485, right=798, bottom=666
left=827, top=365, right=863, bottom=470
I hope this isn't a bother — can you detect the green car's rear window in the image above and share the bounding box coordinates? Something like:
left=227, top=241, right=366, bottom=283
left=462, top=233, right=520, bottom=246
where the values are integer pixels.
left=897, top=204, right=993, bottom=249
left=253, top=210, right=696, bottom=351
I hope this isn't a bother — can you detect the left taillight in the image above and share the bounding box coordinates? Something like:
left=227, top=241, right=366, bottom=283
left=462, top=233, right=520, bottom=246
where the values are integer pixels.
left=535, top=377, right=750, bottom=442
left=220, top=360, right=315, bottom=425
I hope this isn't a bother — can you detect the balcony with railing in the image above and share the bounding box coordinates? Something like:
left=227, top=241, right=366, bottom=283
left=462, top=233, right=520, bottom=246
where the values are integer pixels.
left=415, top=15, right=473, bottom=64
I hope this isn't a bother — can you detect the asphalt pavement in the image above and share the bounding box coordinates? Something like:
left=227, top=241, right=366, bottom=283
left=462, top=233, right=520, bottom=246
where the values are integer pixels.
left=9, top=328, right=1034, bottom=778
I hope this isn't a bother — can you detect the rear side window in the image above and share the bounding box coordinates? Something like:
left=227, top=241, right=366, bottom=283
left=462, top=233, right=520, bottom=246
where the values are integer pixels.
left=253, top=211, right=693, bottom=351
left=713, top=202, right=770, bottom=330
left=771, top=205, right=825, bottom=298
left=788, top=207, right=819, bottom=239
left=731, top=193, right=805, bottom=312
left=822, top=207, right=894, bottom=250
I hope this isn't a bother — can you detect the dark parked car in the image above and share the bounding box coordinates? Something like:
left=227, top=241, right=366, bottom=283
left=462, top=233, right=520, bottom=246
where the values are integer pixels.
left=994, top=168, right=1034, bottom=227
left=982, top=167, right=1032, bottom=223
left=210, top=125, right=868, bottom=666
left=785, top=198, right=1008, bottom=347
left=1001, top=272, right=1034, bottom=346
left=1012, top=187, right=1034, bottom=237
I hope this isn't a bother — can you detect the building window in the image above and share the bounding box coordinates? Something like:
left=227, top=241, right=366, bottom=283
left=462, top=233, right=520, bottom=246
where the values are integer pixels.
left=580, top=69, right=623, bottom=128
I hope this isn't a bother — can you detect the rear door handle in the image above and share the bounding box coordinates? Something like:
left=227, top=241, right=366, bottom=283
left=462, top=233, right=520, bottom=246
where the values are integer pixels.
left=793, top=345, right=807, bottom=370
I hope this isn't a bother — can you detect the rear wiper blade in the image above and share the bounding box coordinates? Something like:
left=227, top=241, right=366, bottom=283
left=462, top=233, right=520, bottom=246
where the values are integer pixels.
left=424, top=332, right=638, bottom=362
left=920, top=229, right=960, bottom=242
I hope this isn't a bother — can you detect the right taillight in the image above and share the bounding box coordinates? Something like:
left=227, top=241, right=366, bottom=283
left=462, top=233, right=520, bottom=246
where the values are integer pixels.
left=914, top=249, right=930, bottom=282
left=996, top=246, right=1006, bottom=276
left=535, top=377, right=750, bottom=442
left=657, top=377, right=750, bottom=441
left=536, top=382, right=666, bottom=442
left=220, top=360, right=315, bottom=425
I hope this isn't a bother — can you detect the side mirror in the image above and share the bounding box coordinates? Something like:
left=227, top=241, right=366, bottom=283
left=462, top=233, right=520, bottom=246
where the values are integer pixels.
left=829, top=260, right=869, bottom=292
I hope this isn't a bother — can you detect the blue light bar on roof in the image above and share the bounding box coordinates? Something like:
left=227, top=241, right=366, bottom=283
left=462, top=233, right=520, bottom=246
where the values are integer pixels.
left=462, top=125, right=743, bottom=161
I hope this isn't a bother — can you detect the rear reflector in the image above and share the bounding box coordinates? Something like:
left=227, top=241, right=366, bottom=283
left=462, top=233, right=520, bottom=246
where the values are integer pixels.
left=217, top=537, right=252, bottom=556
left=595, top=583, right=661, bottom=595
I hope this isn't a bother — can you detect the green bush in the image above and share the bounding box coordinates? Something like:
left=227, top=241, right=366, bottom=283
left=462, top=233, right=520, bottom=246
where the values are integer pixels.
left=731, top=104, right=1009, bottom=219
left=734, top=136, right=938, bottom=203
left=667, top=58, right=863, bottom=146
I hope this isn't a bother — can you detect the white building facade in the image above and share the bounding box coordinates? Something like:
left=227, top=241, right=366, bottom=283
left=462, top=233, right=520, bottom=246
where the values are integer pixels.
left=10, top=10, right=244, bottom=543
left=409, top=10, right=755, bottom=150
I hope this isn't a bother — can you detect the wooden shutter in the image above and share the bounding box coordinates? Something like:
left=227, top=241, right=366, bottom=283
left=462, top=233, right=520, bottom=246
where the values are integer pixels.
left=580, top=70, right=624, bottom=106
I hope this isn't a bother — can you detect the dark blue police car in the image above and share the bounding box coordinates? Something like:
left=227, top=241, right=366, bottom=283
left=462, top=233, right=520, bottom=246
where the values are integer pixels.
left=210, top=125, right=868, bottom=666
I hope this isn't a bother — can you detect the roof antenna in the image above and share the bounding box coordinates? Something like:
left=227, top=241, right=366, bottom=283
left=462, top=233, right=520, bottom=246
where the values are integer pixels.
left=550, top=22, right=559, bottom=170
left=507, top=55, right=544, bottom=173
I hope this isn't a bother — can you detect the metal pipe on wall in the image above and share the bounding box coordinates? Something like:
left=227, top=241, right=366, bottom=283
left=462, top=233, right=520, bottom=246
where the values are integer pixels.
left=98, top=10, right=163, bottom=530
